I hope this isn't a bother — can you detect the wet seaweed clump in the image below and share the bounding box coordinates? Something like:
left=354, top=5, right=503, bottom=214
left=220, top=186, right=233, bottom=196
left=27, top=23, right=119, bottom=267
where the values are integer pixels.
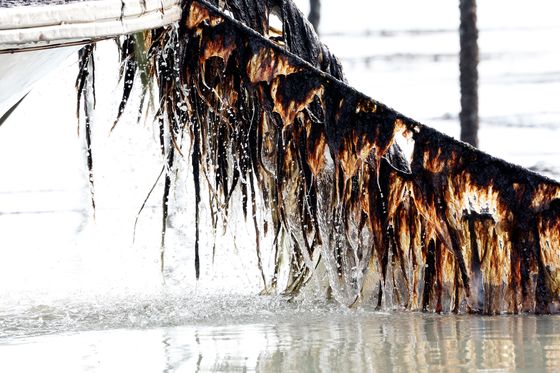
left=77, top=0, right=560, bottom=314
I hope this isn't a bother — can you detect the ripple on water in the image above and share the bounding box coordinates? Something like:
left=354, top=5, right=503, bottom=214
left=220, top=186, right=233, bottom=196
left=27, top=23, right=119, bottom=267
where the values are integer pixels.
left=1, top=294, right=560, bottom=371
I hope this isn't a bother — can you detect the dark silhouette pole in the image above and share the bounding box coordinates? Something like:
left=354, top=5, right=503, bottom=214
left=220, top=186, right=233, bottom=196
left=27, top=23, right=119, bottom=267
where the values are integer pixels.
left=459, top=0, right=479, bottom=147
left=308, top=0, right=321, bottom=34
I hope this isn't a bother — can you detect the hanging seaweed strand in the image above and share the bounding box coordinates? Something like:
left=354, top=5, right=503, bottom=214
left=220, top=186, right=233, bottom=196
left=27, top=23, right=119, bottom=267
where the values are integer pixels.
left=76, top=44, right=96, bottom=216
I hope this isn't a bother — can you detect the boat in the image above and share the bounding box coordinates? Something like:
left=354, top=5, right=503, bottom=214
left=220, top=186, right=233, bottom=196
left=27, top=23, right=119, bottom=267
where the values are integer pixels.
left=0, top=0, right=181, bottom=121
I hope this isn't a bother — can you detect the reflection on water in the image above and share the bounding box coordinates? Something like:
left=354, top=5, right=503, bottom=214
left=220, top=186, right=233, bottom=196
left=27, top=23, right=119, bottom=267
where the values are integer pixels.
left=1, top=311, right=560, bottom=372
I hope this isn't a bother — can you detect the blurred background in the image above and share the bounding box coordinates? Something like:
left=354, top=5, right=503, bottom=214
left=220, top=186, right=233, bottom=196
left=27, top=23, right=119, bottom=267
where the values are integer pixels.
left=296, top=0, right=560, bottom=179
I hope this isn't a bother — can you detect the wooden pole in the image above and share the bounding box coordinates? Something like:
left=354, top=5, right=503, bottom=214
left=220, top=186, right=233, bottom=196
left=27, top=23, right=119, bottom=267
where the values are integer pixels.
left=308, top=0, right=321, bottom=34
left=459, top=0, right=479, bottom=147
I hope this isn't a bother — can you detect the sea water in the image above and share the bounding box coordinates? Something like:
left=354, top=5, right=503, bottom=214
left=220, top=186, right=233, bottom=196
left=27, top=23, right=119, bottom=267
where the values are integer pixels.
left=1, top=296, right=560, bottom=372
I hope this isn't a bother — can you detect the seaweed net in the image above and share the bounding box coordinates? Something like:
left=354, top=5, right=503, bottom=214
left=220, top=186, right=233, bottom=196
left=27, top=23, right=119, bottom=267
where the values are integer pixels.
left=77, top=0, right=560, bottom=314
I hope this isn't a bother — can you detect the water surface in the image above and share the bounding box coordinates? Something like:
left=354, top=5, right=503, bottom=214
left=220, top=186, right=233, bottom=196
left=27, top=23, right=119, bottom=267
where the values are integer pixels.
left=1, top=295, right=560, bottom=372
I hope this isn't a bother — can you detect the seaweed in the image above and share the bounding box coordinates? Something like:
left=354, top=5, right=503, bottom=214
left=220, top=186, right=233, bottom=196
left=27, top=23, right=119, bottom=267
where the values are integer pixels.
left=76, top=44, right=97, bottom=215
left=80, top=0, right=560, bottom=313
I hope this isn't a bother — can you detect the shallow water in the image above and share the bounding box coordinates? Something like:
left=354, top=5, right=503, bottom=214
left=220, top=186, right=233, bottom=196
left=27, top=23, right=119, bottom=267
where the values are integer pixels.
left=1, top=297, right=560, bottom=373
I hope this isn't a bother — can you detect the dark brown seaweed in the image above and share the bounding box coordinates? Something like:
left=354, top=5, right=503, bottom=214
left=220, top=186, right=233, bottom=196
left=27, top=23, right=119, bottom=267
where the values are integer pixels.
left=79, top=0, right=560, bottom=314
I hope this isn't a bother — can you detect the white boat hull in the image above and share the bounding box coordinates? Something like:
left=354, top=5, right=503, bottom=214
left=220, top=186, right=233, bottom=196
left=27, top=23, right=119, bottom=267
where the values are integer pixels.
left=0, top=0, right=181, bottom=52
left=0, top=0, right=181, bottom=120
left=0, top=47, right=78, bottom=117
